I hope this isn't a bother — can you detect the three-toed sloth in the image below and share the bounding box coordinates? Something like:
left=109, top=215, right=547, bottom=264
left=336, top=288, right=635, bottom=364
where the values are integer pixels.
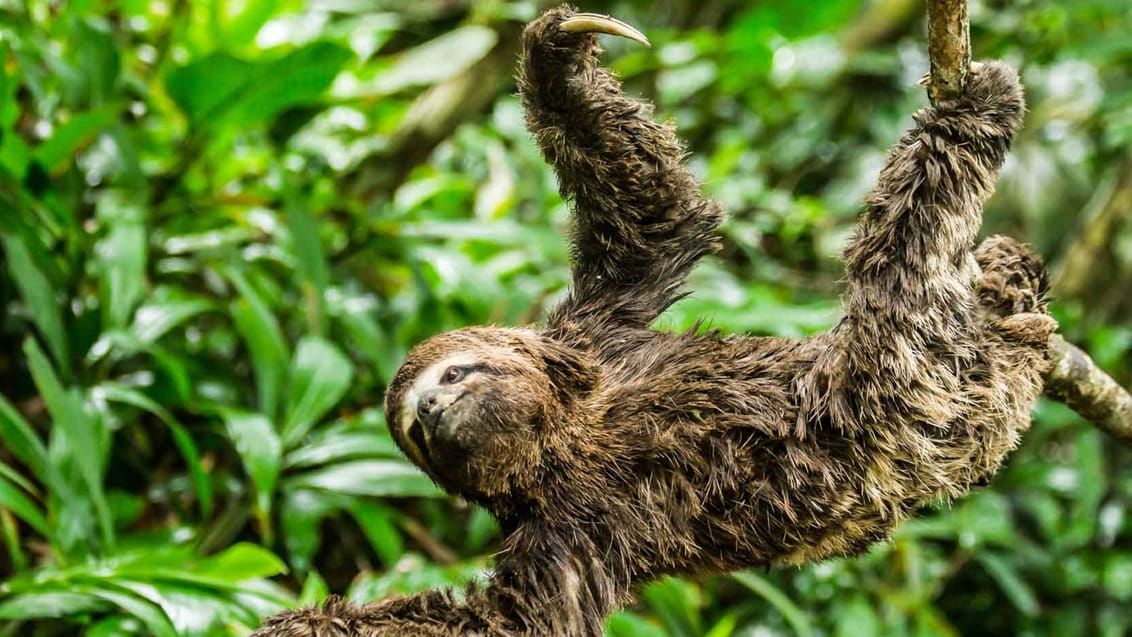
left=255, top=5, right=1055, bottom=636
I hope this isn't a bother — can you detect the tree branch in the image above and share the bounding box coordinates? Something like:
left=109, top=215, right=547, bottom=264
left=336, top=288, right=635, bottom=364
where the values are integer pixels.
left=926, top=0, right=1132, bottom=440
left=926, top=0, right=970, bottom=102
left=1044, top=335, right=1132, bottom=443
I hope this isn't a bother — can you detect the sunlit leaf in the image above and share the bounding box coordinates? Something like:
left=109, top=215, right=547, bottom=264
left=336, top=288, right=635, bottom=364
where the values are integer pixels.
left=24, top=338, right=114, bottom=550
left=31, top=104, right=120, bottom=175
left=226, top=268, right=289, bottom=419
left=734, top=571, right=815, bottom=637
left=94, top=382, right=213, bottom=517
left=282, top=336, right=353, bottom=447
left=166, top=41, right=351, bottom=128
left=0, top=590, right=110, bottom=619
left=221, top=410, right=282, bottom=528
left=95, top=194, right=147, bottom=331
left=284, top=460, right=439, bottom=498
left=0, top=393, right=50, bottom=486
left=976, top=553, right=1040, bottom=617
left=0, top=470, right=48, bottom=535
left=340, top=25, right=497, bottom=97
left=0, top=234, right=69, bottom=368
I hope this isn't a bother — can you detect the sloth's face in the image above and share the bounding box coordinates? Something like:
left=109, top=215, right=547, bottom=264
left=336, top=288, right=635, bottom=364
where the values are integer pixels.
left=383, top=327, right=588, bottom=507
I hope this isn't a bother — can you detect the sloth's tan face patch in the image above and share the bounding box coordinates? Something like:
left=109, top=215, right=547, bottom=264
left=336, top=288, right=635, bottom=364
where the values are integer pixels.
left=397, top=353, right=480, bottom=470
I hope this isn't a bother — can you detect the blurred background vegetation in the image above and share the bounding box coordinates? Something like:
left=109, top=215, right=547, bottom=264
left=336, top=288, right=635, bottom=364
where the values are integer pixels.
left=0, top=0, right=1130, bottom=635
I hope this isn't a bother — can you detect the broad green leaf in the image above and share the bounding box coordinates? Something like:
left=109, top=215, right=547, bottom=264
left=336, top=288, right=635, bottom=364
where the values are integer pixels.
left=0, top=471, right=48, bottom=535
left=976, top=553, right=1040, bottom=616
left=284, top=460, right=439, bottom=498
left=733, top=571, right=815, bottom=637
left=641, top=576, right=702, bottom=637
left=348, top=503, right=403, bottom=567
left=24, top=338, right=114, bottom=550
left=222, top=409, right=281, bottom=527
left=94, top=383, right=213, bottom=517
left=0, top=590, right=110, bottom=619
left=226, top=268, right=289, bottom=419
left=129, top=295, right=213, bottom=344
left=298, top=571, right=330, bottom=606
left=191, top=542, right=288, bottom=583
left=0, top=234, right=69, bottom=369
left=833, top=594, right=881, bottom=637
left=69, top=17, right=121, bottom=105
left=166, top=41, right=351, bottom=128
left=282, top=336, right=353, bottom=446
left=0, top=393, right=50, bottom=485
left=284, top=428, right=401, bottom=469
left=606, top=613, right=668, bottom=637
left=280, top=489, right=336, bottom=573
left=345, top=26, right=498, bottom=96
left=346, top=554, right=486, bottom=603
left=286, top=199, right=330, bottom=334
left=94, top=195, right=147, bottom=330
left=214, top=0, right=280, bottom=47
left=31, top=104, right=120, bottom=174
left=81, top=585, right=179, bottom=637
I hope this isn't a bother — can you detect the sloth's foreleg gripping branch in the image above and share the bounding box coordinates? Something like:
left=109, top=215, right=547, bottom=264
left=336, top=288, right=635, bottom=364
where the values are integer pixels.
left=518, top=7, right=726, bottom=335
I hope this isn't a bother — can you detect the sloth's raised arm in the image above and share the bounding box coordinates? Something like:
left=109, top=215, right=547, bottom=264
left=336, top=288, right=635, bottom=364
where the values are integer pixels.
left=518, top=6, right=726, bottom=335
left=809, top=62, right=1037, bottom=424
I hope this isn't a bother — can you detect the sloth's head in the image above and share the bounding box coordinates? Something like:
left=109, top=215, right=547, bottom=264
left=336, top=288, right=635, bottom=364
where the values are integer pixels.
left=383, top=327, right=597, bottom=512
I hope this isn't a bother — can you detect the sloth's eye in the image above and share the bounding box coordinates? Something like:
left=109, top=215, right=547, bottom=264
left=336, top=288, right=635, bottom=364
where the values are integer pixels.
left=441, top=365, right=466, bottom=384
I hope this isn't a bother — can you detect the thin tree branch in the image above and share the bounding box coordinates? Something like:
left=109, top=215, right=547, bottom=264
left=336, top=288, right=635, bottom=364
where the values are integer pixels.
left=1044, top=335, right=1132, bottom=443
left=926, top=0, right=1132, bottom=440
left=926, top=0, right=971, bottom=102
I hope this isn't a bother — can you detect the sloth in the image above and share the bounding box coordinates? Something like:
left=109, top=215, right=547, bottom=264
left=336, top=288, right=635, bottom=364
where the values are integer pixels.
left=254, top=5, right=1056, bottom=636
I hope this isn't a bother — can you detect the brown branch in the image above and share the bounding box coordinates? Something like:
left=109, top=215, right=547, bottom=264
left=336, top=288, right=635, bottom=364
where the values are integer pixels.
left=926, top=0, right=1132, bottom=441
left=926, top=0, right=971, bottom=102
left=1044, top=335, right=1132, bottom=443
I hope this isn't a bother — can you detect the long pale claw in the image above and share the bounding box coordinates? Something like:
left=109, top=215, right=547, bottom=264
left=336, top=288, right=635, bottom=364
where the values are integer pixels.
left=559, top=13, right=651, bottom=48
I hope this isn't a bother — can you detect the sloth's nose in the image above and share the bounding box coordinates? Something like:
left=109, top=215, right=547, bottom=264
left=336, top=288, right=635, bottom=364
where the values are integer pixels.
left=416, top=390, right=442, bottom=425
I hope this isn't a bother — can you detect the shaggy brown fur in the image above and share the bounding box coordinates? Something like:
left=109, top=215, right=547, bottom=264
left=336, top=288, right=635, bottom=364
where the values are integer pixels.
left=253, top=5, right=1056, bottom=636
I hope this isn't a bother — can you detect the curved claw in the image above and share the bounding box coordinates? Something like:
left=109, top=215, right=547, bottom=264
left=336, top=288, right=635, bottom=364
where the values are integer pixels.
left=559, top=13, right=651, bottom=48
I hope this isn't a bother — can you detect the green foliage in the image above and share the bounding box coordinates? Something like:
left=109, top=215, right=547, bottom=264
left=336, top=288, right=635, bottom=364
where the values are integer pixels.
left=1, top=0, right=1130, bottom=635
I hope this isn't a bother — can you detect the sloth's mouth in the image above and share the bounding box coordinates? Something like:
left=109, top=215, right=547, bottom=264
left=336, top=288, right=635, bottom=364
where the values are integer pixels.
left=407, top=419, right=433, bottom=467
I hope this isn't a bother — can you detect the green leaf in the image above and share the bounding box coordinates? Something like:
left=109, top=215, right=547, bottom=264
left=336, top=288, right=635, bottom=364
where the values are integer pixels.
left=0, top=393, right=50, bottom=485
left=348, top=503, right=404, bottom=567
left=282, top=336, right=353, bottom=447
left=348, top=26, right=498, bottom=96
left=641, top=576, right=701, bottom=637
left=606, top=612, right=668, bottom=637
left=94, top=194, right=147, bottom=330
left=833, top=594, right=881, bottom=637
left=0, top=470, right=49, bottom=535
left=298, top=571, right=330, bottom=607
left=0, top=591, right=110, bottom=619
left=286, top=200, right=330, bottom=334
left=82, top=585, right=179, bottom=637
left=284, top=428, right=401, bottom=469
left=191, top=542, right=288, bottom=583
left=285, top=460, right=439, bottom=498
left=976, top=553, right=1041, bottom=616
left=129, top=295, right=213, bottom=344
left=0, top=234, right=69, bottom=368
left=226, top=268, right=289, bottom=419
left=222, top=409, right=281, bottom=527
left=31, top=104, right=120, bottom=174
left=94, top=383, right=213, bottom=517
left=166, top=41, right=351, bottom=128
left=214, top=0, right=280, bottom=47
left=733, top=571, right=815, bottom=637
left=24, top=338, right=114, bottom=550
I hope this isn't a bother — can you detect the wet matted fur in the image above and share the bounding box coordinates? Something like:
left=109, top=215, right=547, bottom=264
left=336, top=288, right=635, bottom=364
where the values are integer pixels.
left=254, top=5, right=1055, bottom=636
